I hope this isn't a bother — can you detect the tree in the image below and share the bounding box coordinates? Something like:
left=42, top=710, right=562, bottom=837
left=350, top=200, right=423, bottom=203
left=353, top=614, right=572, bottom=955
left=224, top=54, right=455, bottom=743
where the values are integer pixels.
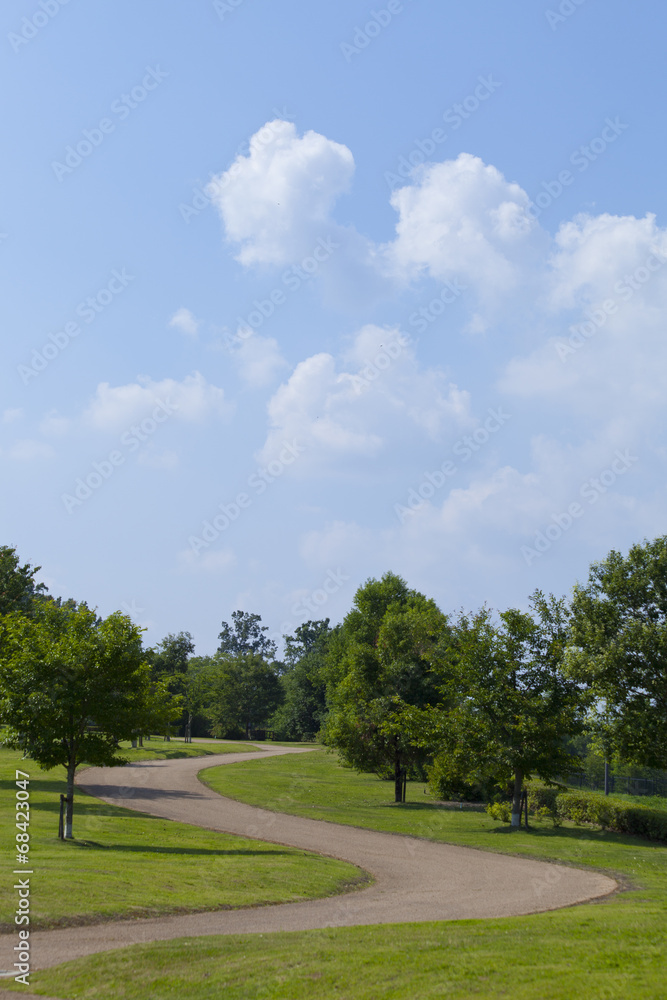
left=568, top=537, right=667, bottom=769
left=208, top=653, right=283, bottom=739
left=323, top=573, right=448, bottom=802
left=422, top=594, right=584, bottom=823
left=217, top=610, right=277, bottom=659
left=147, top=631, right=196, bottom=739
left=180, top=656, right=217, bottom=742
left=149, top=631, right=195, bottom=686
left=270, top=620, right=332, bottom=740
left=0, top=602, right=181, bottom=838
left=0, top=545, right=48, bottom=616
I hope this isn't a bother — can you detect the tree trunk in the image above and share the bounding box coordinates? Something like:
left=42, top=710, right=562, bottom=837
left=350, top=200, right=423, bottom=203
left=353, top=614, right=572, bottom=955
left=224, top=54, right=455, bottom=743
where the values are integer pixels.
left=138, top=734, right=143, bottom=747
left=65, top=762, right=75, bottom=839
left=394, top=757, right=403, bottom=803
left=511, top=768, right=523, bottom=827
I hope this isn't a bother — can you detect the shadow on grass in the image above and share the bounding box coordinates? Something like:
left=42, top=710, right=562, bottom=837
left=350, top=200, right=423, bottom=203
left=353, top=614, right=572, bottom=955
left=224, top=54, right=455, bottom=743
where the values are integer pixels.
left=64, top=842, right=293, bottom=856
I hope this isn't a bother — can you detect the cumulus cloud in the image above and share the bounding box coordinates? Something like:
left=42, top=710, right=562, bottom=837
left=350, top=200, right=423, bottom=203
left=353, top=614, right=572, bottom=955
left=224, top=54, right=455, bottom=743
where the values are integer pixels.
left=231, top=330, right=288, bottom=388
left=83, top=372, right=232, bottom=431
left=257, top=325, right=471, bottom=471
left=207, top=119, right=355, bottom=266
left=386, top=153, right=546, bottom=296
left=169, top=308, right=199, bottom=337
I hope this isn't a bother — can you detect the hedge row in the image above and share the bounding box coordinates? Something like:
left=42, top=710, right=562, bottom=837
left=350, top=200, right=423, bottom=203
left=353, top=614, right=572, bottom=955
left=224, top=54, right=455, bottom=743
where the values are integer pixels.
left=524, top=784, right=667, bottom=842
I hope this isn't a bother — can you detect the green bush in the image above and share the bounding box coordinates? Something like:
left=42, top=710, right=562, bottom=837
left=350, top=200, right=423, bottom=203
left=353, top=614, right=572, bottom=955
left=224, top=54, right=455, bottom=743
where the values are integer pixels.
left=485, top=801, right=511, bottom=823
left=555, top=792, right=667, bottom=841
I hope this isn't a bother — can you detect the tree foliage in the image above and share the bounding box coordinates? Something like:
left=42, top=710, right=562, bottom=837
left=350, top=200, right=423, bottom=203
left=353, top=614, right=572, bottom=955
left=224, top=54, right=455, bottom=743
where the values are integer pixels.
left=419, top=593, right=584, bottom=816
left=217, top=610, right=277, bottom=659
left=0, top=602, right=181, bottom=837
left=323, top=573, right=448, bottom=801
left=0, top=545, right=48, bottom=616
left=270, top=620, right=331, bottom=739
left=568, top=536, right=667, bottom=769
left=208, top=653, right=283, bottom=739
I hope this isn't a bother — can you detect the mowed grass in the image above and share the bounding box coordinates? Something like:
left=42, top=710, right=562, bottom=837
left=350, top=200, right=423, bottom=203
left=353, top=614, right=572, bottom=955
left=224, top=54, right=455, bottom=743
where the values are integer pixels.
left=24, top=749, right=667, bottom=1000
left=0, top=747, right=368, bottom=931
left=113, top=736, right=263, bottom=762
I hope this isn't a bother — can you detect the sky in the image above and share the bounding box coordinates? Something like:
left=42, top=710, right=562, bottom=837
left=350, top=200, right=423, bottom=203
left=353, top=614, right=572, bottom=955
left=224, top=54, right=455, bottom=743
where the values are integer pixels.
left=2, top=0, right=667, bottom=656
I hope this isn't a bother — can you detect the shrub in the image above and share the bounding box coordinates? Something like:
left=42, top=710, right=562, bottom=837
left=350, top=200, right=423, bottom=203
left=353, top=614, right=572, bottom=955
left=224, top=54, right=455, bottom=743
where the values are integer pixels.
left=554, top=791, right=667, bottom=841
left=486, top=801, right=511, bottom=823
left=527, top=782, right=565, bottom=827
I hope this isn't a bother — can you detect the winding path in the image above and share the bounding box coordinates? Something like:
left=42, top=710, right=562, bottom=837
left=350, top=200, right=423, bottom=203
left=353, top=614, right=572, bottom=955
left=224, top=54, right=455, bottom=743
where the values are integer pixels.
left=8, top=746, right=617, bottom=972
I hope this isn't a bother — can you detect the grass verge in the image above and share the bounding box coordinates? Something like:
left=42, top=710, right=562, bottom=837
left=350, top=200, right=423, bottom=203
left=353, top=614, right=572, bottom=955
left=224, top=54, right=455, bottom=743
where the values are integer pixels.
left=0, top=747, right=368, bottom=931
left=15, top=750, right=667, bottom=999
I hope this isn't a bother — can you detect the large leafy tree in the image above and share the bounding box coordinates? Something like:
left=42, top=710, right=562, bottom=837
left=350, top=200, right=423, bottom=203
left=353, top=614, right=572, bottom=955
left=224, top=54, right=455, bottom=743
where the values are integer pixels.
left=0, top=602, right=181, bottom=838
left=208, top=653, right=283, bottom=739
left=568, top=537, right=667, bottom=768
left=270, top=620, right=332, bottom=740
left=422, top=593, right=584, bottom=821
left=324, top=573, right=448, bottom=802
left=0, top=545, right=48, bottom=616
left=217, top=610, right=277, bottom=659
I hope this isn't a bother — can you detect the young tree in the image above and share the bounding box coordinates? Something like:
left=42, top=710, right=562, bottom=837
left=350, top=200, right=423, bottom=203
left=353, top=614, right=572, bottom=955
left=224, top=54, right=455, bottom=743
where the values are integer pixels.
left=324, top=573, right=448, bottom=802
left=423, top=594, right=584, bottom=823
left=0, top=602, right=181, bottom=838
left=569, top=537, right=667, bottom=768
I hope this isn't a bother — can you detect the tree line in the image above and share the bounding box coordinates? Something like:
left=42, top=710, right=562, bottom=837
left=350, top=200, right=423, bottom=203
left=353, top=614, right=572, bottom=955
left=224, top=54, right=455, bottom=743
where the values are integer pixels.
left=2, top=536, right=667, bottom=835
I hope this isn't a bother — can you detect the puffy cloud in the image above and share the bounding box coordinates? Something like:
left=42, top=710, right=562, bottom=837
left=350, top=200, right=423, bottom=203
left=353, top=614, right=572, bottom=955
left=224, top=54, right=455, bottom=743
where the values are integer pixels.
left=257, top=325, right=471, bottom=471
left=231, top=330, right=288, bottom=388
left=207, top=120, right=354, bottom=266
left=386, top=153, right=544, bottom=295
left=83, top=372, right=232, bottom=432
left=169, top=308, right=199, bottom=337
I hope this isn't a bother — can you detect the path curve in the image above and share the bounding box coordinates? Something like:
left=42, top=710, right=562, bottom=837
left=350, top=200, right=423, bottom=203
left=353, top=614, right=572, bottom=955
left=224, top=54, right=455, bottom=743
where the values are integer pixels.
left=21, top=747, right=617, bottom=971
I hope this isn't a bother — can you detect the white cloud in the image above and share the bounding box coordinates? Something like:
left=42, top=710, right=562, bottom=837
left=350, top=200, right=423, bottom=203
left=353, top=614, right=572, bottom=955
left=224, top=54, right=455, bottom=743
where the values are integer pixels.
left=169, top=308, right=199, bottom=338
left=258, top=325, right=471, bottom=470
left=386, top=153, right=545, bottom=295
left=207, top=119, right=354, bottom=266
left=83, top=372, right=232, bottom=432
left=2, top=408, right=23, bottom=424
left=231, top=330, right=288, bottom=387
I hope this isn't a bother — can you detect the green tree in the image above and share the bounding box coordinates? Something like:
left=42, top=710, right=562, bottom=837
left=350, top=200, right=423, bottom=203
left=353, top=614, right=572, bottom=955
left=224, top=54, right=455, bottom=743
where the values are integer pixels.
left=180, top=656, right=217, bottom=741
left=270, top=620, right=332, bottom=740
left=568, top=537, right=667, bottom=769
left=323, top=573, right=448, bottom=802
left=217, top=610, right=277, bottom=659
left=0, top=545, right=48, bottom=616
left=0, top=602, right=181, bottom=838
left=423, top=594, right=584, bottom=822
left=208, top=653, right=283, bottom=739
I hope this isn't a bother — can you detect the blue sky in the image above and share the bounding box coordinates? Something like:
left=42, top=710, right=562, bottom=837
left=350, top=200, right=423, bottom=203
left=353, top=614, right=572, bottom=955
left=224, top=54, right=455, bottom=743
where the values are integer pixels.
left=2, top=0, right=667, bottom=655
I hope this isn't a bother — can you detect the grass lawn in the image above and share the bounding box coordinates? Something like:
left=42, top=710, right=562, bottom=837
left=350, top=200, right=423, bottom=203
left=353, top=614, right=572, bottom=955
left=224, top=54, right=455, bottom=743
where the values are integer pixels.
left=22, top=749, right=667, bottom=1000
left=0, top=747, right=368, bottom=931
left=112, top=736, right=263, bottom=762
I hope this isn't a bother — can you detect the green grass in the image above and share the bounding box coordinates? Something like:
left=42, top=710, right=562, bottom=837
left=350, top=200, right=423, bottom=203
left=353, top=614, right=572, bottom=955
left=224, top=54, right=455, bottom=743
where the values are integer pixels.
left=0, top=748, right=368, bottom=931
left=22, top=748, right=667, bottom=999
left=111, top=736, right=262, bottom=762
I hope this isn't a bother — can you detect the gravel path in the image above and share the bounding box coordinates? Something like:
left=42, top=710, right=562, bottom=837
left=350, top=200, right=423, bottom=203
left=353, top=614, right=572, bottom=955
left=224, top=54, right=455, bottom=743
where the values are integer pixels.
left=3, top=746, right=617, bottom=974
